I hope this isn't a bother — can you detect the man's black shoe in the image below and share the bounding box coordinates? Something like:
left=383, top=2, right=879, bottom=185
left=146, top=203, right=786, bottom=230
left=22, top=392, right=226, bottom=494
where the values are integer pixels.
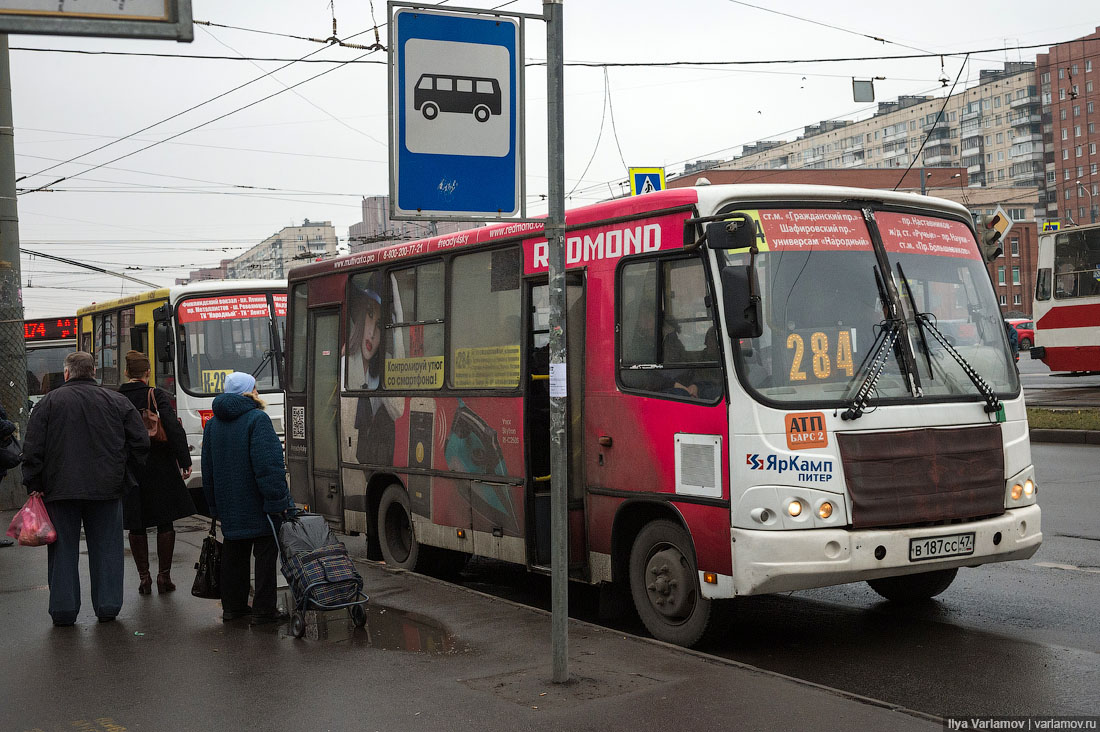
left=222, top=608, right=252, bottom=621
left=52, top=620, right=75, bottom=627
left=97, top=616, right=116, bottom=623
left=249, top=611, right=290, bottom=626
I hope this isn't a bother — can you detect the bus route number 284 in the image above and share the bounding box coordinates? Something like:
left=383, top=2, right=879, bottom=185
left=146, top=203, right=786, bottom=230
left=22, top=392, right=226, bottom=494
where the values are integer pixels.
left=786, top=329, right=855, bottom=382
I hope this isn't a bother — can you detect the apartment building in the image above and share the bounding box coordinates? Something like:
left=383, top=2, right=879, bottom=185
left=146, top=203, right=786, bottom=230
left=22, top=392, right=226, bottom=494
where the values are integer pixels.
left=1036, top=27, right=1100, bottom=225
left=348, top=195, right=481, bottom=253
left=227, top=219, right=338, bottom=280
left=701, top=63, right=1042, bottom=207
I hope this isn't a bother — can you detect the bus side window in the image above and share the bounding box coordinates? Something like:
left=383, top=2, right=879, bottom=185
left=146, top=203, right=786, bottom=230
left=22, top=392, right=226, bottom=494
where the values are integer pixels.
left=618, top=256, right=722, bottom=401
left=1035, top=268, right=1052, bottom=301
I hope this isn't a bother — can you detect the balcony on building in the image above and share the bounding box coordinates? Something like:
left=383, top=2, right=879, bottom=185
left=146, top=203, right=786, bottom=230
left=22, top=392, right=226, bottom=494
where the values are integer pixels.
left=1009, top=94, right=1040, bottom=110
left=961, top=108, right=982, bottom=123
left=960, top=142, right=983, bottom=158
left=1011, top=112, right=1042, bottom=128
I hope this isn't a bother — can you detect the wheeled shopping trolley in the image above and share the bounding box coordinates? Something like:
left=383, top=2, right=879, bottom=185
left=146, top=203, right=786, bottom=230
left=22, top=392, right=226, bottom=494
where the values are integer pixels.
left=269, top=512, right=369, bottom=638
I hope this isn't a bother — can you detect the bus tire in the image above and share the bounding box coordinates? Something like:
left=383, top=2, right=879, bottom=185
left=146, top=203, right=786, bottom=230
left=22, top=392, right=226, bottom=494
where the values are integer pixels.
left=867, top=567, right=958, bottom=603
left=421, top=103, right=439, bottom=121
left=473, top=104, right=491, bottom=122
left=628, top=519, right=717, bottom=647
left=378, top=484, right=423, bottom=571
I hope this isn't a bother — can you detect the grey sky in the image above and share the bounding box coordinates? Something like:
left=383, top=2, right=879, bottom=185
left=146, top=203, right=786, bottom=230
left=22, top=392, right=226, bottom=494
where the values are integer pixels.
left=9, top=0, right=1098, bottom=316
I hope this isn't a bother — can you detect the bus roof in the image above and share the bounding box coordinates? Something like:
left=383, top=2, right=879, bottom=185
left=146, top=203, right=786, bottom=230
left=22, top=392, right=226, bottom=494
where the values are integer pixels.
left=288, top=184, right=974, bottom=282
left=76, top=278, right=287, bottom=316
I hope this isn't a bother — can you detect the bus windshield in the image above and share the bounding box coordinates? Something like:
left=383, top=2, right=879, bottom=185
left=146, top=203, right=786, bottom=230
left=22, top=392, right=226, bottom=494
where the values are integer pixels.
left=176, top=293, right=285, bottom=395
left=724, top=208, right=1017, bottom=405
left=1053, top=226, right=1100, bottom=298
left=26, top=344, right=72, bottom=400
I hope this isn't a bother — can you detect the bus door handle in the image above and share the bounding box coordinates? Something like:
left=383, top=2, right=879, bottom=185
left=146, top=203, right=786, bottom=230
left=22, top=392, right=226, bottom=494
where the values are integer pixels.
left=531, top=374, right=549, bottom=381
left=598, top=436, right=613, bottom=447
left=534, top=474, right=551, bottom=483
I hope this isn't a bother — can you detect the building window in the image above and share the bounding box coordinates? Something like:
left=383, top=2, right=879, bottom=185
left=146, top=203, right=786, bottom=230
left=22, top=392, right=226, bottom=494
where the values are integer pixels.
left=1075, top=125, right=1082, bottom=137
left=1077, top=146, right=1083, bottom=158
left=1011, top=238, right=1020, bottom=256
left=1013, top=294, right=1022, bottom=306
left=1012, top=266, right=1021, bottom=285
left=1058, top=68, right=1065, bottom=79
left=999, top=294, right=1007, bottom=306
left=1062, top=149, right=1069, bottom=160
left=1060, top=88, right=1066, bottom=100
left=1072, top=64, right=1078, bottom=74
left=1041, top=72, right=1050, bottom=83
left=998, top=266, right=1006, bottom=285
left=1087, top=61, right=1094, bottom=72
left=1062, top=128, right=1069, bottom=140
left=1066, top=188, right=1073, bottom=200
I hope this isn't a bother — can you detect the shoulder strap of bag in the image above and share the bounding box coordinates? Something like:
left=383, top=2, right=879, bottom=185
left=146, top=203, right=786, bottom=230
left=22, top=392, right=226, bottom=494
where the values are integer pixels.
left=208, top=517, right=217, bottom=537
left=147, top=388, right=160, bottom=415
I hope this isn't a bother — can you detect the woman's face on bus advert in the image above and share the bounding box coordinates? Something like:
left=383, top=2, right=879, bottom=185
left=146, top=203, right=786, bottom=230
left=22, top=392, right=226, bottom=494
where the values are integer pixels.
left=361, top=299, right=381, bottom=364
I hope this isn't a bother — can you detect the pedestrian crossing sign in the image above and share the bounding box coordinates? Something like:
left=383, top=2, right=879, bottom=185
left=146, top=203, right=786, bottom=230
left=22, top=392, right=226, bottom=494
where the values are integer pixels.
left=629, top=167, right=666, bottom=196
left=1043, top=221, right=1061, bottom=232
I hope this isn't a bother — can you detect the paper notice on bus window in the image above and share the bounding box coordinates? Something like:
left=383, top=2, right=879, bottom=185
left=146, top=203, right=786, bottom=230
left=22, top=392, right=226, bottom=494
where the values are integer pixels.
left=876, top=213, right=981, bottom=260
left=384, top=356, right=445, bottom=390
left=201, top=369, right=233, bottom=393
left=453, top=345, right=521, bottom=388
left=549, top=362, right=567, bottom=398
left=272, top=293, right=288, bottom=317
left=753, top=209, right=873, bottom=252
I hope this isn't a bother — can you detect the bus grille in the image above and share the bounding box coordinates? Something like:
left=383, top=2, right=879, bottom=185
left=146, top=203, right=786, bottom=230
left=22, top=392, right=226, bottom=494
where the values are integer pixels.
left=837, top=425, right=1004, bottom=529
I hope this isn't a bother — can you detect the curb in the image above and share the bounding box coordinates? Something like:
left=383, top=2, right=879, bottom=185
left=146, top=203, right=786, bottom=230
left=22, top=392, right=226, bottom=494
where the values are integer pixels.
left=1029, top=429, right=1100, bottom=445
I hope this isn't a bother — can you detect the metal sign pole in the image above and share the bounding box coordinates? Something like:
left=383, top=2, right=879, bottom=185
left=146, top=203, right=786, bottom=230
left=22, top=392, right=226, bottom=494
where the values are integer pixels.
left=543, top=0, right=569, bottom=685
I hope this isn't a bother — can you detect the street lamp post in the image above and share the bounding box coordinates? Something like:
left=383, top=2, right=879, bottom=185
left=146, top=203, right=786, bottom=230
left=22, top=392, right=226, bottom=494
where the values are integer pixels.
left=1077, top=181, right=1096, bottom=224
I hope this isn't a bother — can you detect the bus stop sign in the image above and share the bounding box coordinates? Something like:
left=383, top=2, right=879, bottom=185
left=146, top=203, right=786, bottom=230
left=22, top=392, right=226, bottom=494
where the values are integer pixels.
left=390, top=7, right=523, bottom=220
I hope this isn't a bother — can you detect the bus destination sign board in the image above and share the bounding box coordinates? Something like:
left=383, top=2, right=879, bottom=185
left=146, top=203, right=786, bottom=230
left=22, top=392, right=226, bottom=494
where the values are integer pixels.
left=24, top=317, right=78, bottom=341
left=389, top=6, right=523, bottom=220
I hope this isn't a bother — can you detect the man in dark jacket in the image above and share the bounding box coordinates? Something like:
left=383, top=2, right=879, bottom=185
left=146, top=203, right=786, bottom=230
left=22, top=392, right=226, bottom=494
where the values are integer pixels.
left=202, top=371, right=292, bottom=624
left=22, top=351, right=149, bottom=626
left=0, top=402, right=16, bottom=547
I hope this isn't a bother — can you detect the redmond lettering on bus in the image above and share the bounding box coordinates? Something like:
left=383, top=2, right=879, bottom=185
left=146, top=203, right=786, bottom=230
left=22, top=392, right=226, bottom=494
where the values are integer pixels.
left=528, top=222, right=666, bottom=272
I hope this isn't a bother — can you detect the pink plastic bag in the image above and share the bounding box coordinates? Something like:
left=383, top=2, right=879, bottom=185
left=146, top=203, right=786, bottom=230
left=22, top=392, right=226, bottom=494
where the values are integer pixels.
left=5, top=494, right=57, bottom=546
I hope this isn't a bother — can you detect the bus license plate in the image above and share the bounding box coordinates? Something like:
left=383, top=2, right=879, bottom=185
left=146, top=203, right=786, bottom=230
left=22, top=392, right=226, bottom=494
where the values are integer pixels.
left=909, top=532, right=975, bottom=562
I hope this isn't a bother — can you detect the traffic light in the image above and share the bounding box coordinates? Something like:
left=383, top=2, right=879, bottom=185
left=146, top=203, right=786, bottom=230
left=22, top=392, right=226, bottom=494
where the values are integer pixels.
left=978, top=213, right=1007, bottom=262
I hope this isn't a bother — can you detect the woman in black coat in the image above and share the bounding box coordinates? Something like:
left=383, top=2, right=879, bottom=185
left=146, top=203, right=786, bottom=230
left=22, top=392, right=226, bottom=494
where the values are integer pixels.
left=119, top=350, right=195, bottom=594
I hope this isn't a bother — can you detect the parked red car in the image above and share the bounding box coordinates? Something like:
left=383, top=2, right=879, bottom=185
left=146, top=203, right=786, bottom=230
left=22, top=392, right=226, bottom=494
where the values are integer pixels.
left=1007, top=318, right=1035, bottom=350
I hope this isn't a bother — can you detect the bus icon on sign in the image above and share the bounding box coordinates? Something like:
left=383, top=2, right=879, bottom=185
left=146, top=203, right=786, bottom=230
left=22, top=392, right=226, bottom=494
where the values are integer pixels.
left=414, top=74, right=501, bottom=123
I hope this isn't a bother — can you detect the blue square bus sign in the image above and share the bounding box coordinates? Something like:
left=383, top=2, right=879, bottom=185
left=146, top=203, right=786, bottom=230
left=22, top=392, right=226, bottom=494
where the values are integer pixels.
left=390, top=7, right=523, bottom=220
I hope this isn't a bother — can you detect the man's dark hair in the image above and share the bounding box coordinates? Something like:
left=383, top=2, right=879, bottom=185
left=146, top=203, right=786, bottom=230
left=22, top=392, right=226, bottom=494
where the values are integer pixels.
left=65, top=351, right=96, bottom=380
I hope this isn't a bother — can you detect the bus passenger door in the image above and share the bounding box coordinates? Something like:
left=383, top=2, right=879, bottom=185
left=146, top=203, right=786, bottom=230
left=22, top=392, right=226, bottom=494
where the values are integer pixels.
left=308, top=309, right=343, bottom=526
left=526, top=277, right=586, bottom=571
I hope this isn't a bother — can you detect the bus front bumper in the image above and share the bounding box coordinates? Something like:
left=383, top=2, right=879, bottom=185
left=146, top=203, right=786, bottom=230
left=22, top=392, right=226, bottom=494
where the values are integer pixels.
left=727, top=504, right=1041, bottom=597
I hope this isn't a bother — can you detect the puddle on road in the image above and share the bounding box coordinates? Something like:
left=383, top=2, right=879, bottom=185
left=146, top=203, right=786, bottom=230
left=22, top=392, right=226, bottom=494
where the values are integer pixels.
left=276, top=603, right=465, bottom=653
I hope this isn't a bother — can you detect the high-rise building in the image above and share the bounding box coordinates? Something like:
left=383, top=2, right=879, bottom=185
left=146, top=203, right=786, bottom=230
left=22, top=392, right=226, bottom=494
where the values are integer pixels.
left=227, top=219, right=338, bottom=280
left=348, top=195, right=481, bottom=253
left=1036, top=27, right=1100, bottom=225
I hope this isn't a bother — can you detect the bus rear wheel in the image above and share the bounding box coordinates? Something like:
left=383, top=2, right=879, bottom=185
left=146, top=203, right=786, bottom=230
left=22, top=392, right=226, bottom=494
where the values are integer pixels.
left=628, top=519, right=717, bottom=647
left=421, top=102, right=439, bottom=120
left=378, top=484, right=424, bottom=571
left=473, top=104, right=491, bottom=122
left=867, top=567, right=958, bottom=603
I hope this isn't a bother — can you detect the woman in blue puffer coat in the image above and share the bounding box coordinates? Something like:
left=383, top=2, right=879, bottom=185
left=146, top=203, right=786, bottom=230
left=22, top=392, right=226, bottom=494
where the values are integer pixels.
left=201, top=372, right=292, bottom=625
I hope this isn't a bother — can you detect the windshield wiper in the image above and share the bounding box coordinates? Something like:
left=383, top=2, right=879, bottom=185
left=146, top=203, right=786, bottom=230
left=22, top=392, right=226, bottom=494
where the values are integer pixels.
left=841, top=318, right=901, bottom=421
left=894, top=263, right=1001, bottom=415
left=251, top=349, right=275, bottom=381
left=909, top=313, right=1002, bottom=414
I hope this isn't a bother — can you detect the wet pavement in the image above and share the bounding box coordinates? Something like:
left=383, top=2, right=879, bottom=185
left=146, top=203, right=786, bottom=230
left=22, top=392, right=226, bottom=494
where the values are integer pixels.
left=1, top=512, right=942, bottom=732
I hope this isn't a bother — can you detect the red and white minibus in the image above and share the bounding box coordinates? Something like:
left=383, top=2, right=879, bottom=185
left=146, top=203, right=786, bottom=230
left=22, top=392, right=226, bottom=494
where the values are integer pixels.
left=285, top=185, right=1041, bottom=646
left=1031, top=220, right=1100, bottom=373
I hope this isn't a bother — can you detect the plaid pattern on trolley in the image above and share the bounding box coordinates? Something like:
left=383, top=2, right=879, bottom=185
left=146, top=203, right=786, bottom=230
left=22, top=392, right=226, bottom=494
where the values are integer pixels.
left=281, top=544, right=363, bottom=607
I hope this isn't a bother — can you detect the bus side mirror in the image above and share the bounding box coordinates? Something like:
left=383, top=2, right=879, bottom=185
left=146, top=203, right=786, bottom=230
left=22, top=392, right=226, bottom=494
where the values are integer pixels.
left=721, top=266, right=762, bottom=339
left=153, top=320, right=173, bottom=365
left=705, top=216, right=758, bottom=250
left=152, top=303, right=171, bottom=322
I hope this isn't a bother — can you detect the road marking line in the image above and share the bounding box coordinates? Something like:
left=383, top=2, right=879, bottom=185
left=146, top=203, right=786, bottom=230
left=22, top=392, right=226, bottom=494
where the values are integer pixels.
left=1035, top=561, right=1100, bottom=574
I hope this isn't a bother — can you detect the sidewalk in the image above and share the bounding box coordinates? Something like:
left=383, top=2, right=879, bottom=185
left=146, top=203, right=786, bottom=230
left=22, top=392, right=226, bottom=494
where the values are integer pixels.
left=0, top=512, right=940, bottom=732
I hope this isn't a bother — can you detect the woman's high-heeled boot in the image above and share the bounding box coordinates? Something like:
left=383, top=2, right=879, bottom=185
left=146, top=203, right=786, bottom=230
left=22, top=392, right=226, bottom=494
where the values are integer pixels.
left=156, top=529, right=177, bottom=593
left=129, top=533, right=152, bottom=595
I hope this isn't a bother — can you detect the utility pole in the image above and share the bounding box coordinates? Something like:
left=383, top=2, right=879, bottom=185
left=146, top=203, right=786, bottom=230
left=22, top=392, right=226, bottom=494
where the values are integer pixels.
left=543, top=0, right=569, bottom=684
left=0, top=35, right=27, bottom=509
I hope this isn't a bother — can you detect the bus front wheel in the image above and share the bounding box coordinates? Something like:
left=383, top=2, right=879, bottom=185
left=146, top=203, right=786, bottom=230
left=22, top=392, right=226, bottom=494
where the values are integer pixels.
left=867, top=567, right=958, bottom=603
left=473, top=104, right=491, bottom=123
left=378, top=484, right=423, bottom=571
left=421, top=102, right=439, bottom=121
left=628, top=519, right=718, bottom=647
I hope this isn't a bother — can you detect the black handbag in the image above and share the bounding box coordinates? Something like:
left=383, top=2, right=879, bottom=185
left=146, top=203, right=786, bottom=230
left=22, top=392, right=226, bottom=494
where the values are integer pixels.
left=0, top=435, right=21, bottom=471
left=191, top=518, right=222, bottom=599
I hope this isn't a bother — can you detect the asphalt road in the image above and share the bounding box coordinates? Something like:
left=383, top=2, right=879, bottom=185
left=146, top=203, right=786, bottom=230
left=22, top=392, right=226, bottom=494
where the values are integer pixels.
left=452, top=442, right=1100, bottom=719
left=1019, top=354, right=1100, bottom=407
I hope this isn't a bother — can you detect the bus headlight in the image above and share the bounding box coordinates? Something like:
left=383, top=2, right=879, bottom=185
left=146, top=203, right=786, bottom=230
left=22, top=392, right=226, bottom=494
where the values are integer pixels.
left=787, top=500, right=803, bottom=517
left=733, top=486, right=848, bottom=530
left=1005, top=467, right=1038, bottom=508
left=818, top=502, right=833, bottom=519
